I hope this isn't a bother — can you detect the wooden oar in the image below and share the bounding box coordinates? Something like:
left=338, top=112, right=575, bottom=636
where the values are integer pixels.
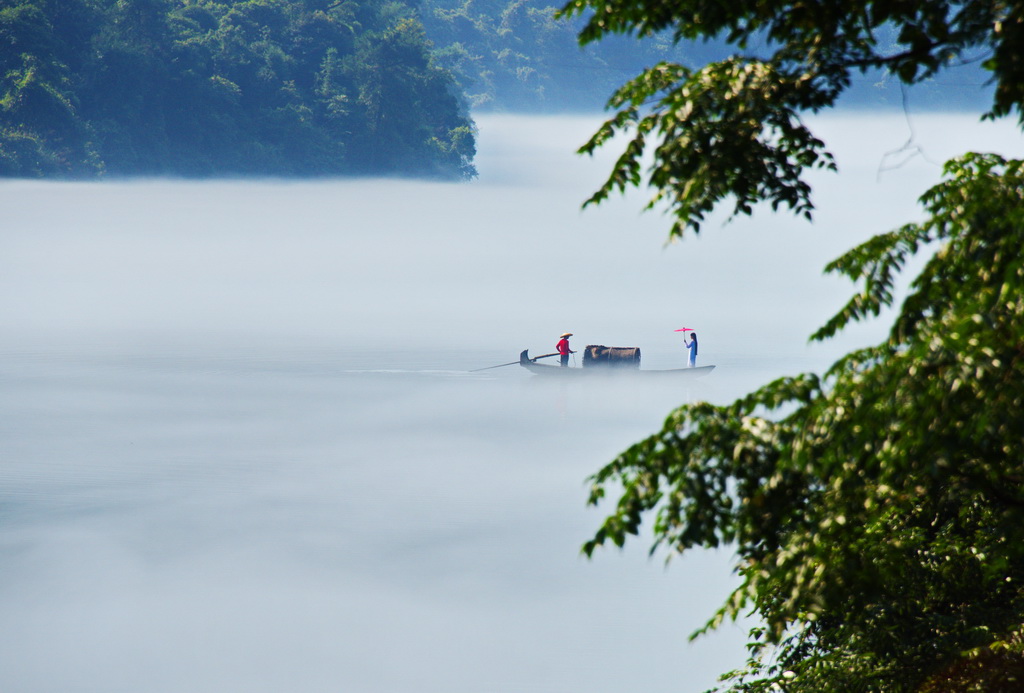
left=470, top=352, right=559, bottom=372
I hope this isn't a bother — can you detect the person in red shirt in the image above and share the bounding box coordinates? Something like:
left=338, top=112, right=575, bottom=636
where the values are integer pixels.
left=556, top=332, right=575, bottom=367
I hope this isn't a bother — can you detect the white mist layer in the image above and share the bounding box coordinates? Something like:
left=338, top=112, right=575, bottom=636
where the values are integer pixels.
left=1, top=111, right=1022, bottom=693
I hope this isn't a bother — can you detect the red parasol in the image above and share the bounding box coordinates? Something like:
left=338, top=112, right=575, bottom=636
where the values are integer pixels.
left=674, top=327, right=693, bottom=332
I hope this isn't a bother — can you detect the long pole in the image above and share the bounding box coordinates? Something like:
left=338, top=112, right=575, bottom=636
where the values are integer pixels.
left=469, top=352, right=559, bottom=372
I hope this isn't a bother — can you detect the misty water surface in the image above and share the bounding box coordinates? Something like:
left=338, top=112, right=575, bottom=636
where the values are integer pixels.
left=1, top=113, right=1022, bottom=693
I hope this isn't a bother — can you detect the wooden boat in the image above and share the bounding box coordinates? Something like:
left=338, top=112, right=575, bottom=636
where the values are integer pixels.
left=519, top=350, right=715, bottom=377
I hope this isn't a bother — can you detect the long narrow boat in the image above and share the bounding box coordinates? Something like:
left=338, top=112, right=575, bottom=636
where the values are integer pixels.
left=519, top=350, right=715, bottom=377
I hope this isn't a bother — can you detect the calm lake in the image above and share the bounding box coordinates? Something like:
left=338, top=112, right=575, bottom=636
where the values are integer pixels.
left=1, top=112, right=1021, bottom=692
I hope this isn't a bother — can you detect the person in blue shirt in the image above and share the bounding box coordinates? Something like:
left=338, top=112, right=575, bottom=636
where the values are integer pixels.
left=686, top=331, right=698, bottom=367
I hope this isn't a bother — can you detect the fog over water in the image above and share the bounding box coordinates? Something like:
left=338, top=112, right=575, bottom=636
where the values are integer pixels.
left=2, top=113, right=1023, bottom=693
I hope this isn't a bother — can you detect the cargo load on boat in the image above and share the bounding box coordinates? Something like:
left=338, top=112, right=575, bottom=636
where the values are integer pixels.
left=582, top=345, right=641, bottom=369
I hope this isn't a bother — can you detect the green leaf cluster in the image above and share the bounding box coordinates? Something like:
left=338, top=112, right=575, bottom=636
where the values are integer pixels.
left=583, top=154, right=1024, bottom=691
left=562, top=0, right=1020, bottom=236
left=1, top=0, right=476, bottom=179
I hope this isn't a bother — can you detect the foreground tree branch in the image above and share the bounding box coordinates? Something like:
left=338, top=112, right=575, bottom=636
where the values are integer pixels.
left=563, top=0, right=1024, bottom=686
left=560, top=0, right=1022, bottom=238
left=582, top=151, right=1024, bottom=691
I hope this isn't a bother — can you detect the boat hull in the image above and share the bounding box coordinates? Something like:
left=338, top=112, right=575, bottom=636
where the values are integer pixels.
left=519, top=350, right=715, bottom=377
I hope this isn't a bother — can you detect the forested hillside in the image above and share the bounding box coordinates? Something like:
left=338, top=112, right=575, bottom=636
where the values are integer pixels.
left=0, top=0, right=476, bottom=179
left=419, top=0, right=994, bottom=113
left=1, top=0, right=994, bottom=179
left=419, top=0, right=685, bottom=112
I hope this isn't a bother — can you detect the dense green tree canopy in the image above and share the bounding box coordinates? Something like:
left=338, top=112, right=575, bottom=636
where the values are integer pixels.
left=0, top=0, right=476, bottom=178
left=564, top=1, right=1024, bottom=691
